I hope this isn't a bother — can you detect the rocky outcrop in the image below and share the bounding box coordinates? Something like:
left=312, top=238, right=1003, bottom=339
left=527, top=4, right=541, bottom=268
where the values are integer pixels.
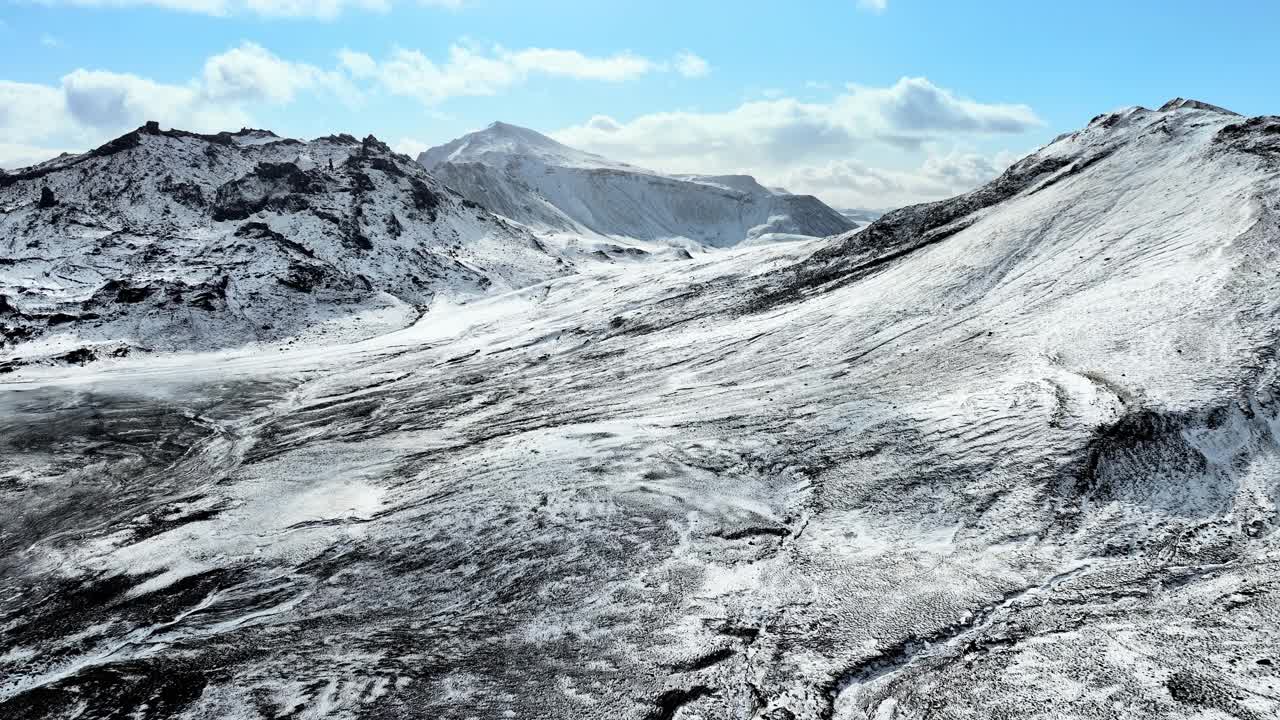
left=0, top=122, right=571, bottom=357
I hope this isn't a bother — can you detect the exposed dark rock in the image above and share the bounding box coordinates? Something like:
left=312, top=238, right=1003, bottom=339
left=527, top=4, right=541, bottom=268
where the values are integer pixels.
left=46, top=312, right=82, bottom=326
left=91, top=280, right=156, bottom=305
left=409, top=178, right=441, bottom=215
left=277, top=262, right=327, bottom=293
left=159, top=176, right=207, bottom=207
left=386, top=213, right=404, bottom=237
left=212, top=163, right=329, bottom=221
left=189, top=275, right=230, bottom=311
left=315, top=133, right=359, bottom=145
left=90, top=130, right=144, bottom=159
left=38, top=186, right=57, bottom=208
left=361, top=135, right=392, bottom=155
left=234, top=221, right=317, bottom=259
left=369, top=156, right=406, bottom=177
left=347, top=170, right=376, bottom=193
left=644, top=687, right=716, bottom=720
left=1158, top=98, right=1240, bottom=115
left=58, top=347, right=97, bottom=365
left=1214, top=116, right=1280, bottom=160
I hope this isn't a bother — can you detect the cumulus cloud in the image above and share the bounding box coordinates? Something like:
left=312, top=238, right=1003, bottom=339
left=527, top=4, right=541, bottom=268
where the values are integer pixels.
left=31, top=0, right=440, bottom=19
left=355, top=45, right=704, bottom=105
left=392, top=137, right=432, bottom=158
left=202, top=42, right=359, bottom=105
left=0, top=40, right=699, bottom=168
left=505, top=48, right=656, bottom=81
left=674, top=51, right=711, bottom=78
left=552, top=77, right=1040, bottom=208
left=0, top=42, right=352, bottom=168
left=853, top=77, right=1040, bottom=133
left=33, top=0, right=468, bottom=19
left=64, top=70, right=207, bottom=129
left=337, top=48, right=378, bottom=78
left=779, top=149, right=1025, bottom=209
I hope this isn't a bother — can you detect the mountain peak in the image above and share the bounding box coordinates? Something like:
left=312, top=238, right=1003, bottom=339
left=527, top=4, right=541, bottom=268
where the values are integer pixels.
left=418, top=122, right=854, bottom=247
left=419, top=121, right=638, bottom=172
left=1158, top=97, right=1240, bottom=115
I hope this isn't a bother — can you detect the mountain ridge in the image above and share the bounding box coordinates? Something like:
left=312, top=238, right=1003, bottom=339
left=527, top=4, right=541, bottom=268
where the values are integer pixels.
left=4, top=97, right=1280, bottom=720
left=417, top=121, right=856, bottom=248
left=0, top=121, right=569, bottom=366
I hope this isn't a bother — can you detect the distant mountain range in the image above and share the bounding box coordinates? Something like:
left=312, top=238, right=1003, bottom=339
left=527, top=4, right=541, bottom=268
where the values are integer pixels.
left=418, top=121, right=858, bottom=250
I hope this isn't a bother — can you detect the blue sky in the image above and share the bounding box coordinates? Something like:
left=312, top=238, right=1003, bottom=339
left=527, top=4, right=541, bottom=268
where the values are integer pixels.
left=2, top=0, right=1278, bottom=208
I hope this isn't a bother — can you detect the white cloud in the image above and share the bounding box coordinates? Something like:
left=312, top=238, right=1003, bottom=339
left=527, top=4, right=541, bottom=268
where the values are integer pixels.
left=202, top=42, right=359, bottom=105
left=0, top=39, right=686, bottom=168
left=0, top=80, right=78, bottom=147
left=36, top=0, right=462, bottom=18
left=0, top=142, right=80, bottom=169
left=392, top=137, right=432, bottom=158
left=39, top=33, right=63, bottom=48
left=858, top=0, right=887, bottom=12
left=337, top=48, right=378, bottom=78
left=674, top=51, right=710, bottom=78
left=358, top=44, right=702, bottom=105
left=506, top=48, right=655, bottom=81
left=34, top=0, right=393, bottom=19
left=61, top=69, right=238, bottom=131
left=779, top=149, right=1025, bottom=209
left=552, top=77, right=1041, bottom=208
left=848, top=77, right=1040, bottom=133
left=0, top=42, right=353, bottom=168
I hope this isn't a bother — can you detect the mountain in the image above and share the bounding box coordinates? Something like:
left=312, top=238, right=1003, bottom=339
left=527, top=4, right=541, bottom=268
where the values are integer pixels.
left=837, top=207, right=884, bottom=226
left=418, top=121, right=855, bottom=249
left=0, top=123, right=569, bottom=366
left=4, top=99, right=1280, bottom=720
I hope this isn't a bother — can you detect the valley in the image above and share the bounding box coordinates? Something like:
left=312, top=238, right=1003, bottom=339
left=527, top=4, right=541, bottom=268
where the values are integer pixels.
left=1, top=100, right=1279, bottom=720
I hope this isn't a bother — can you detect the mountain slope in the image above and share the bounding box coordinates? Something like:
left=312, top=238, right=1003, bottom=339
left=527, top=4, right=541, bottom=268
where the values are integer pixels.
left=419, top=122, right=856, bottom=248
left=3, top=99, right=1280, bottom=720
left=0, top=123, right=569, bottom=364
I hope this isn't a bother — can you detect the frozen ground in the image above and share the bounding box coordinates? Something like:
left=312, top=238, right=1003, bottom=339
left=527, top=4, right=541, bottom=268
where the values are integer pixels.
left=1, top=100, right=1280, bottom=719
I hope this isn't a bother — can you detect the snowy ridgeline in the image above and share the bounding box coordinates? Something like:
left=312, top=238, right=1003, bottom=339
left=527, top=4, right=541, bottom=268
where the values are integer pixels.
left=0, top=123, right=570, bottom=365
left=418, top=121, right=858, bottom=252
left=1, top=100, right=1280, bottom=720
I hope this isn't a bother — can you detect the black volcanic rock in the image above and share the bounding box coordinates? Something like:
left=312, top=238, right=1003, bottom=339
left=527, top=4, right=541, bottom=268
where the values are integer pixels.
left=0, top=123, right=571, bottom=354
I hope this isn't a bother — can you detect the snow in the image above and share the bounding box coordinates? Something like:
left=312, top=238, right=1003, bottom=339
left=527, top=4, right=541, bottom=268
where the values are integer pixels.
left=0, top=124, right=571, bottom=366
left=2, top=100, right=1280, bottom=720
left=418, top=122, right=855, bottom=248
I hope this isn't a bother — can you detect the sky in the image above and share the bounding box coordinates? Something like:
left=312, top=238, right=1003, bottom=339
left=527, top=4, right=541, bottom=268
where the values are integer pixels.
left=2, top=0, right=1279, bottom=209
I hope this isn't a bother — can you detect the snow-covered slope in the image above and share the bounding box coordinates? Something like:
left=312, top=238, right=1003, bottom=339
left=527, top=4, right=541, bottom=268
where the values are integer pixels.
left=419, top=122, right=855, bottom=248
left=4, top=99, right=1280, bottom=720
left=0, top=123, right=569, bottom=365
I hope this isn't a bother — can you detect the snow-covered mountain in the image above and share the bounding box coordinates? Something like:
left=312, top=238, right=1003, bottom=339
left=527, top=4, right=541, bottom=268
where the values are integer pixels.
left=0, top=123, right=569, bottom=365
left=419, top=121, right=855, bottom=248
left=4, top=99, right=1280, bottom=720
